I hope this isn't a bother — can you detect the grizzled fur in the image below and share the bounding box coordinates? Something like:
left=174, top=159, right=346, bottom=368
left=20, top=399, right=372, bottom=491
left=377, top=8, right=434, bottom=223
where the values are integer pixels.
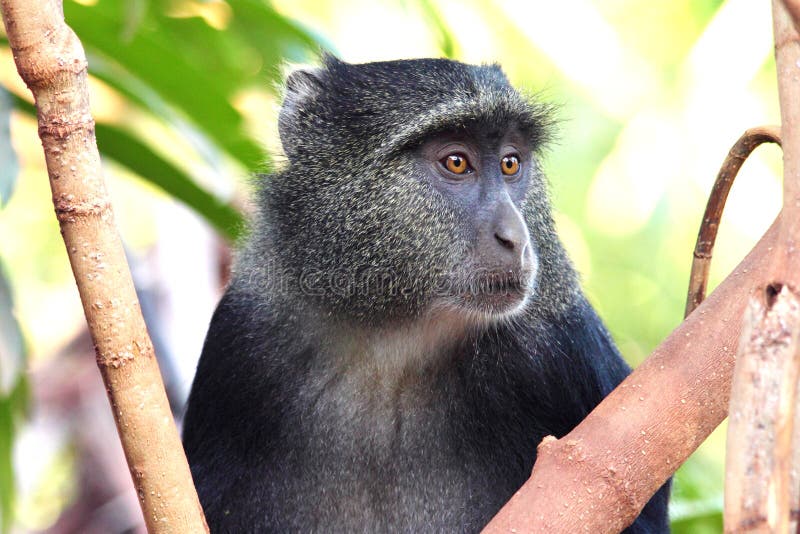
left=183, top=56, right=670, bottom=533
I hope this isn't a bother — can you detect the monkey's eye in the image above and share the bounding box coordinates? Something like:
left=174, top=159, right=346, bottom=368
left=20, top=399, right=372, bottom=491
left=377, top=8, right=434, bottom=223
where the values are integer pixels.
left=442, top=153, right=472, bottom=175
left=501, top=155, right=520, bottom=176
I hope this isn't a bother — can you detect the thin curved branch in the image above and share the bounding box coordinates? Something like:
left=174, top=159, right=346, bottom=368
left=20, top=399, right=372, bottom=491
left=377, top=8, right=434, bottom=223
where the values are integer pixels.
left=684, top=125, right=781, bottom=319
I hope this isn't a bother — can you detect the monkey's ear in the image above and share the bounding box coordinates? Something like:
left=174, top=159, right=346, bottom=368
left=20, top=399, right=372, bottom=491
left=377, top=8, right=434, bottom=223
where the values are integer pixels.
left=279, top=67, right=325, bottom=159
left=283, top=67, right=325, bottom=107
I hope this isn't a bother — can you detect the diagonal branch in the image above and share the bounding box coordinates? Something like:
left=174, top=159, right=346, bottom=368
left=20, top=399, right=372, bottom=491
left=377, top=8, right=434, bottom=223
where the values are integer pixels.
left=0, top=0, right=208, bottom=532
left=483, top=216, right=781, bottom=533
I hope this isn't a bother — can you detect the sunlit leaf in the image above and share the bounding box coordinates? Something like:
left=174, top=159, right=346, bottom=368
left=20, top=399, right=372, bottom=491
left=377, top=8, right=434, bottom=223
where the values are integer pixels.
left=95, top=123, right=245, bottom=241
left=415, top=0, right=457, bottom=59
left=62, top=0, right=323, bottom=171
left=0, top=393, right=14, bottom=534
left=225, top=0, right=330, bottom=80
left=121, top=0, right=149, bottom=42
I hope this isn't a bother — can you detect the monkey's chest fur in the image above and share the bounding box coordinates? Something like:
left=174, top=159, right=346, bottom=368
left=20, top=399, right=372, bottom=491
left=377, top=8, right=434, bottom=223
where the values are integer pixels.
left=182, top=290, right=641, bottom=533
left=252, top=321, right=545, bottom=532
left=268, top=368, right=527, bottom=532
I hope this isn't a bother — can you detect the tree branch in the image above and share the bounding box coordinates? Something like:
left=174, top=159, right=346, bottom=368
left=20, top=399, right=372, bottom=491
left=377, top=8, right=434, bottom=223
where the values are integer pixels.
left=483, top=216, right=781, bottom=533
left=0, top=1, right=207, bottom=531
left=784, top=0, right=800, bottom=32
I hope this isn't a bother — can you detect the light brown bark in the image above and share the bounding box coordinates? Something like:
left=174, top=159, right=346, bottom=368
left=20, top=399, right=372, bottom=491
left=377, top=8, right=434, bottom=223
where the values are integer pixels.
left=0, top=1, right=207, bottom=532
left=724, top=287, right=800, bottom=533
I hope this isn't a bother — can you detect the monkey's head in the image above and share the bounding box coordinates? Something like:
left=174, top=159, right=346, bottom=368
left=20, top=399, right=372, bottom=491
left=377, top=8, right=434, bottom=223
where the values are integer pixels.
left=261, top=56, right=572, bottom=326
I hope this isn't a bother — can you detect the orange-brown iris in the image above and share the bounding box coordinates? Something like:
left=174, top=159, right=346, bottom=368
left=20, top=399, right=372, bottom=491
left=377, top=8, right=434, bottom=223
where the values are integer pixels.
left=501, top=155, right=520, bottom=176
left=444, top=154, right=469, bottom=174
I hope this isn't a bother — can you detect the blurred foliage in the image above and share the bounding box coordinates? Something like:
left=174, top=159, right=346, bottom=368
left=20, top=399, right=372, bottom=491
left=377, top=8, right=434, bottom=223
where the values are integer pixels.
left=0, top=0, right=785, bottom=531
left=0, top=87, right=16, bottom=207
left=0, top=256, right=28, bottom=534
left=1, top=67, right=25, bottom=534
left=2, top=0, right=325, bottom=239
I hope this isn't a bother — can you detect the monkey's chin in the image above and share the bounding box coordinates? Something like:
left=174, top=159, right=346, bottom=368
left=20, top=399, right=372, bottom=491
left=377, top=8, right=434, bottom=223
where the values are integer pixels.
left=456, top=289, right=531, bottom=321
left=442, top=277, right=534, bottom=322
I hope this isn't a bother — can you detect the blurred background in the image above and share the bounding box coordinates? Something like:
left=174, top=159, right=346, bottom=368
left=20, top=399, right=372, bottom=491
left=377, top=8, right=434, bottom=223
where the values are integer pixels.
left=0, top=0, right=783, bottom=532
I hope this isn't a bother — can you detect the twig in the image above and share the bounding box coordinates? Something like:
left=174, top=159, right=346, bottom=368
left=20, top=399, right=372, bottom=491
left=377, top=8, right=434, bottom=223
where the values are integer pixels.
left=685, top=126, right=781, bottom=319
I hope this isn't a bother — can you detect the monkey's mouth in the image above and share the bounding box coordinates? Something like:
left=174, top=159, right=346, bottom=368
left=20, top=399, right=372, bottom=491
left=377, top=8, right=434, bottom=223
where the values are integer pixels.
left=453, top=269, right=533, bottom=316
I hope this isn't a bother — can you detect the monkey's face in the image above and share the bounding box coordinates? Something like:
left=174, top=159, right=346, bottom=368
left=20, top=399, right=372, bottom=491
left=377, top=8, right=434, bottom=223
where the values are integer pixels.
left=415, top=129, right=539, bottom=320
left=269, top=57, right=558, bottom=326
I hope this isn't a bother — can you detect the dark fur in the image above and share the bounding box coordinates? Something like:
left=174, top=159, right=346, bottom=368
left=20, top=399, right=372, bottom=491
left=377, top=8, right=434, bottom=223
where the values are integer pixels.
left=183, top=57, right=670, bottom=533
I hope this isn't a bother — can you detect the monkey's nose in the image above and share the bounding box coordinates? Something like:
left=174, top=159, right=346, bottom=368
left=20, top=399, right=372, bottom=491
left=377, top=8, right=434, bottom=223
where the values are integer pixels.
left=494, top=230, right=519, bottom=251
left=492, top=202, right=528, bottom=254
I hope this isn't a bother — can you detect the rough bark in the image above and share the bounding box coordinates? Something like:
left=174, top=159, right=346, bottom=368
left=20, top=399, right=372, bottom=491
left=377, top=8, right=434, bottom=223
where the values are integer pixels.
left=724, top=287, right=800, bottom=533
left=772, top=0, right=800, bottom=267
left=0, top=1, right=207, bottom=532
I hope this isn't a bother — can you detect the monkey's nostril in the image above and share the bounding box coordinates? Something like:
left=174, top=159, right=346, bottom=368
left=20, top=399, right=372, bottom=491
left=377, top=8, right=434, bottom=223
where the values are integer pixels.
left=494, top=232, right=516, bottom=251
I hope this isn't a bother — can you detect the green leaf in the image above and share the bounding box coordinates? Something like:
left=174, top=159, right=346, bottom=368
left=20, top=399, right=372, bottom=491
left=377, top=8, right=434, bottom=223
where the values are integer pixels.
left=64, top=0, right=264, bottom=169
left=0, top=393, right=15, bottom=534
left=121, top=0, right=149, bottom=42
left=62, top=0, right=324, bottom=171
left=225, top=0, right=330, bottom=83
left=0, top=86, right=19, bottom=208
left=95, top=123, right=245, bottom=240
left=11, top=96, right=244, bottom=240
